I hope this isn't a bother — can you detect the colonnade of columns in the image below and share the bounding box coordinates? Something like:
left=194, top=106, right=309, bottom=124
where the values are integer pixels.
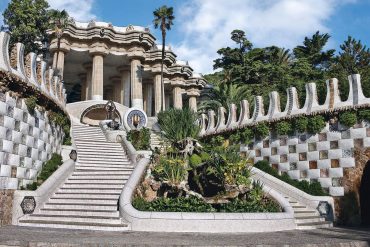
left=52, top=49, right=200, bottom=116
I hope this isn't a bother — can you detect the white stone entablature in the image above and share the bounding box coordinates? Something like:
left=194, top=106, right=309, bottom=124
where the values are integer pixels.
left=48, top=21, right=206, bottom=116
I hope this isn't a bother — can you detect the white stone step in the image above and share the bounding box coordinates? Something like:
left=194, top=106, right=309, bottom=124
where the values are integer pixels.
left=77, top=159, right=130, bottom=163
left=61, top=184, right=124, bottom=189
left=52, top=193, right=120, bottom=200
left=48, top=198, right=119, bottom=205
left=43, top=203, right=118, bottom=211
left=69, top=175, right=129, bottom=180
left=76, top=140, right=121, bottom=145
left=72, top=170, right=133, bottom=175
left=295, top=216, right=325, bottom=224
left=65, top=179, right=126, bottom=184
left=24, top=215, right=122, bottom=225
left=18, top=221, right=129, bottom=231
left=56, top=188, right=122, bottom=194
left=76, top=146, right=123, bottom=151
left=75, top=167, right=131, bottom=171
left=39, top=208, right=120, bottom=217
left=296, top=221, right=333, bottom=230
left=78, top=154, right=128, bottom=159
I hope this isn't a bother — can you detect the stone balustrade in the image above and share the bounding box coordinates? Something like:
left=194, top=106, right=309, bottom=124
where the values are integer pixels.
left=200, top=74, right=369, bottom=136
left=0, top=32, right=67, bottom=109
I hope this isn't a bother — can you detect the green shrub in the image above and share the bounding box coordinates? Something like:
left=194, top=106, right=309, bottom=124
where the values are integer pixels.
left=189, top=154, right=202, bottom=168
left=39, top=153, right=62, bottom=181
left=127, top=127, right=150, bottom=150
left=358, top=109, right=370, bottom=122
left=152, top=157, right=187, bottom=185
left=25, top=96, right=37, bottom=115
left=157, top=108, right=200, bottom=144
left=229, top=133, right=240, bottom=144
left=199, top=152, right=211, bottom=162
left=239, top=128, right=253, bottom=143
left=133, top=196, right=280, bottom=213
left=275, top=121, right=292, bottom=136
left=307, top=115, right=326, bottom=134
left=133, top=196, right=215, bottom=212
left=339, top=111, right=357, bottom=127
left=63, top=136, right=72, bottom=145
left=254, top=123, right=270, bottom=138
left=294, top=117, right=308, bottom=133
left=255, top=161, right=327, bottom=196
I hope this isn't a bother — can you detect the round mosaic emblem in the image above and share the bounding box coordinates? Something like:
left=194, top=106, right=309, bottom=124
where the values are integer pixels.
left=20, top=196, right=36, bottom=214
left=124, top=108, right=147, bottom=130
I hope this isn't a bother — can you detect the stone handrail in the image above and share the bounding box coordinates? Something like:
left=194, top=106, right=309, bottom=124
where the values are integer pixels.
left=251, top=167, right=335, bottom=221
left=118, top=146, right=296, bottom=232
left=12, top=159, right=75, bottom=224
left=117, top=134, right=138, bottom=162
left=200, top=74, right=369, bottom=136
left=0, top=32, right=67, bottom=109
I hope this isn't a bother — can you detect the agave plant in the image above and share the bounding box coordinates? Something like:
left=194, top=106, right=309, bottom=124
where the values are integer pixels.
left=157, top=108, right=200, bottom=145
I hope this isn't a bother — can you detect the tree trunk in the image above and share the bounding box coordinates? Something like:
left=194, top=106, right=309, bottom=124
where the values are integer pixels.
left=161, top=27, right=166, bottom=111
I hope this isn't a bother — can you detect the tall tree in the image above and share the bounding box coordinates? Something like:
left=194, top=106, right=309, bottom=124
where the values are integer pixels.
left=2, top=0, right=50, bottom=54
left=293, top=31, right=335, bottom=69
left=153, top=5, right=175, bottom=111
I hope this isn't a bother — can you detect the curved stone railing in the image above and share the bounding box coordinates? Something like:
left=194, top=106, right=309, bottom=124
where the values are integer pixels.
left=200, top=74, right=369, bottom=136
left=0, top=31, right=67, bottom=109
left=251, top=167, right=335, bottom=221
left=12, top=159, right=75, bottom=224
left=118, top=139, right=295, bottom=232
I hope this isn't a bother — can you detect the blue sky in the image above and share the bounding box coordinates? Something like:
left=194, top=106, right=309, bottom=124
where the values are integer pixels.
left=1, top=0, right=370, bottom=74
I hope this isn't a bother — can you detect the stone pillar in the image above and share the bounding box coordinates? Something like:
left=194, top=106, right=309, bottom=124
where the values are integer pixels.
left=50, top=39, right=69, bottom=78
left=79, top=73, right=87, bottom=101
left=187, top=89, right=200, bottom=112
left=130, top=59, right=143, bottom=109
left=89, top=43, right=108, bottom=101
left=154, top=74, right=162, bottom=114
left=91, top=54, right=104, bottom=100
left=83, top=63, right=92, bottom=100
left=143, top=83, right=153, bottom=116
left=111, top=76, right=122, bottom=103
left=173, top=86, right=183, bottom=109
left=165, top=92, right=171, bottom=110
left=118, top=66, right=130, bottom=107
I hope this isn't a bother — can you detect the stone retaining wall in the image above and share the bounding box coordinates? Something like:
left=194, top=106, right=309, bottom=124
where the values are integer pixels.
left=0, top=189, right=14, bottom=226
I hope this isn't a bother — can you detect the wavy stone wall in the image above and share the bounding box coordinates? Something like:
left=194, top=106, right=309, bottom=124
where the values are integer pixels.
left=200, top=75, right=369, bottom=136
left=0, top=31, right=67, bottom=189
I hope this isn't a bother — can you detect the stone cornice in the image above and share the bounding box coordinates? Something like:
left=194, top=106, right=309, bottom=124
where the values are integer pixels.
left=89, top=42, right=109, bottom=56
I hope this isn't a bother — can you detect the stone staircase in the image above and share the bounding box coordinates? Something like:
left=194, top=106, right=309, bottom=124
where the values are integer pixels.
left=18, top=123, right=133, bottom=231
left=150, top=131, right=165, bottom=150
left=286, top=196, right=332, bottom=230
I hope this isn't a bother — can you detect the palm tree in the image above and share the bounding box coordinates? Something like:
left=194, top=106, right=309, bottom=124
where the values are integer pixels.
left=48, top=9, right=69, bottom=76
left=153, top=6, right=175, bottom=111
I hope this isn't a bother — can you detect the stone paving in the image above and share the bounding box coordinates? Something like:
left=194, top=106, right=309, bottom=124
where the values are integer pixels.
left=0, top=226, right=369, bottom=246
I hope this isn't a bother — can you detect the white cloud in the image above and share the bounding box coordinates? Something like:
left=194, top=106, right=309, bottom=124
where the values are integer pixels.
left=172, top=0, right=354, bottom=74
left=48, top=0, right=96, bottom=22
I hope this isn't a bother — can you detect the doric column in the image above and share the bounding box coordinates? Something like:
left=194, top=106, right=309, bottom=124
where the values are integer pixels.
left=143, top=83, right=153, bottom=116
left=89, top=43, right=108, bottom=101
left=154, top=74, right=162, bottom=114
left=165, top=92, right=171, bottom=110
left=111, top=76, right=122, bottom=103
left=118, top=66, right=130, bottom=107
left=173, top=86, right=183, bottom=109
left=79, top=73, right=87, bottom=101
left=130, top=58, right=143, bottom=109
left=50, top=38, right=70, bottom=78
left=187, top=89, right=200, bottom=112
left=91, top=54, right=104, bottom=100
left=83, top=62, right=92, bottom=100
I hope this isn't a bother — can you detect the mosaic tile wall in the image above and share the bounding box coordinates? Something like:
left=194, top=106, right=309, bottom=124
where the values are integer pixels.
left=241, top=121, right=370, bottom=196
left=0, top=92, right=64, bottom=189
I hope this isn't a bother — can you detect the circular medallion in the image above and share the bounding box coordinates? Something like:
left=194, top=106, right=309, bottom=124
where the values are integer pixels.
left=124, top=108, right=148, bottom=130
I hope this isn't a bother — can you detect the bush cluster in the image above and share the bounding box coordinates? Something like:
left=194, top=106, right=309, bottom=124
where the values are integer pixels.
left=127, top=127, right=150, bottom=150
left=254, top=161, right=327, bottom=196
left=339, top=111, right=357, bottom=127
left=20, top=153, right=62, bottom=191
left=133, top=196, right=281, bottom=213
left=25, top=96, right=37, bottom=115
